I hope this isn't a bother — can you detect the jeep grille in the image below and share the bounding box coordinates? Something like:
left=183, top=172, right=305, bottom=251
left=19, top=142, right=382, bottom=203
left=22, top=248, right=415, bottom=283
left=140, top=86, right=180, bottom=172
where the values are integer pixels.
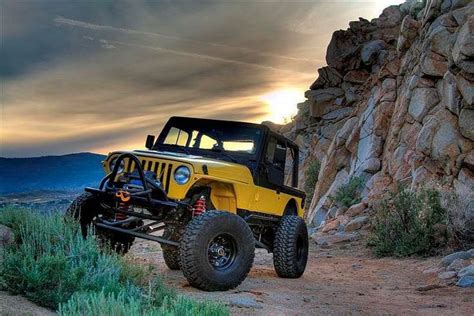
left=126, top=159, right=174, bottom=193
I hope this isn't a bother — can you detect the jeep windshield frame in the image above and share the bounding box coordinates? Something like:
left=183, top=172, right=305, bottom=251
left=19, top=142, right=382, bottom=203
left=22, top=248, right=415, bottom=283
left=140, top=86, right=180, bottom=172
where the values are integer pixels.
left=154, top=117, right=268, bottom=174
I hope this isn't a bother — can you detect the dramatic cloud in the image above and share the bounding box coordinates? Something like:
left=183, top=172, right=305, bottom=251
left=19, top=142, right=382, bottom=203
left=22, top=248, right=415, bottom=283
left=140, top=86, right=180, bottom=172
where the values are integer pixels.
left=0, top=0, right=404, bottom=157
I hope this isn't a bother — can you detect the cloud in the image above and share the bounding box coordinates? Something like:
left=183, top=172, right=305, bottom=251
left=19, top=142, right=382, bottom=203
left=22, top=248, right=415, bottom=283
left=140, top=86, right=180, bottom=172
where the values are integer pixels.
left=54, top=16, right=317, bottom=64
left=1, top=0, right=397, bottom=157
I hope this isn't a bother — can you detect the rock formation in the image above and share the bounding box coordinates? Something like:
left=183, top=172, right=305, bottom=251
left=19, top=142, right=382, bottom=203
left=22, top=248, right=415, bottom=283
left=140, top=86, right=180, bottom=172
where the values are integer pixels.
left=278, top=0, right=474, bottom=231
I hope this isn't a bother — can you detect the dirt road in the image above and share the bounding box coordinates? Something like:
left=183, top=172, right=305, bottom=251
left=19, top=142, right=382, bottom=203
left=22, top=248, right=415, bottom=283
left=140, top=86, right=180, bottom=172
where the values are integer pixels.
left=131, top=239, right=473, bottom=315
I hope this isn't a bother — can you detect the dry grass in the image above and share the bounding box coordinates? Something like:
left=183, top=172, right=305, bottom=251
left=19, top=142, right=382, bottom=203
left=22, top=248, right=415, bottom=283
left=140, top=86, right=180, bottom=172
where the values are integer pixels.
left=441, top=187, right=474, bottom=249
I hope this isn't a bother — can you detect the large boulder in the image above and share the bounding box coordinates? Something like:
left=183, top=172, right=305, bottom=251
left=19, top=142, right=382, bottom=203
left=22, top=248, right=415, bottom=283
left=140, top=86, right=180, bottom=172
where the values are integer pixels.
left=452, top=15, right=474, bottom=73
left=416, top=117, right=439, bottom=155
left=326, top=30, right=361, bottom=71
left=361, top=40, right=386, bottom=65
left=431, top=116, right=461, bottom=161
left=307, top=88, right=345, bottom=118
left=398, top=15, right=420, bottom=52
left=420, top=51, right=448, bottom=77
left=408, top=88, right=440, bottom=121
left=345, top=216, right=369, bottom=232
left=455, top=73, right=473, bottom=106
left=440, top=71, right=462, bottom=115
left=459, top=109, right=474, bottom=141
left=344, top=70, right=370, bottom=84
left=441, top=251, right=471, bottom=266
left=310, top=67, right=343, bottom=89
left=376, top=5, right=402, bottom=28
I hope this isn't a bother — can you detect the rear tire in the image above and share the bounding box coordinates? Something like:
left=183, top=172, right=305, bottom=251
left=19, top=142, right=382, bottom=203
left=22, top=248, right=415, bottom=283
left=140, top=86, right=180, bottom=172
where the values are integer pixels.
left=180, top=211, right=255, bottom=291
left=273, top=215, right=308, bottom=278
left=65, top=192, right=134, bottom=254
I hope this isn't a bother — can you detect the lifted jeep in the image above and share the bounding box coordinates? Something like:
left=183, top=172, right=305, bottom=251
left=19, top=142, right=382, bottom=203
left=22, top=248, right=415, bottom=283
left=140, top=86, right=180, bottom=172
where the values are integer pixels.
left=67, top=116, right=308, bottom=291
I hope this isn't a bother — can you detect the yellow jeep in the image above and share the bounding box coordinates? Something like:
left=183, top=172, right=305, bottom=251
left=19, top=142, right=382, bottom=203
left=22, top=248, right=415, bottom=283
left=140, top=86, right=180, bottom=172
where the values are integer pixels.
left=67, top=116, right=308, bottom=291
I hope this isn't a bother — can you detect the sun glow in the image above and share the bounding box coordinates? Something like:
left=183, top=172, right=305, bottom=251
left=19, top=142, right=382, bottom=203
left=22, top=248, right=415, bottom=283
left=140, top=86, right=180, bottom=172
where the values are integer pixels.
left=261, top=89, right=306, bottom=124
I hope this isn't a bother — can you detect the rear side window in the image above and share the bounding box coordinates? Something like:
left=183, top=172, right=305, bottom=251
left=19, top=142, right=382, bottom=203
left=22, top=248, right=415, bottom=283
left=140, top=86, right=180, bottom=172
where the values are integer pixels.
left=264, top=136, right=298, bottom=188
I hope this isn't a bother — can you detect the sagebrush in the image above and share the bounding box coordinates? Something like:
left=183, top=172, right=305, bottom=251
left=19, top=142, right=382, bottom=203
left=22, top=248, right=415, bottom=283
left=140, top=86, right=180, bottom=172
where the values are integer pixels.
left=441, top=187, right=474, bottom=249
left=332, top=176, right=364, bottom=208
left=368, top=186, right=449, bottom=257
left=0, top=207, right=228, bottom=315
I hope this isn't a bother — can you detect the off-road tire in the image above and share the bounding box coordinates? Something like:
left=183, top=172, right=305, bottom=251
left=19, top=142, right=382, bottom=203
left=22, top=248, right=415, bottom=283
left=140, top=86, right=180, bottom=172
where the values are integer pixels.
left=162, top=226, right=182, bottom=270
left=65, top=192, right=97, bottom=237
left=65, top=192, right=134, bottom=254
left=273, top=215, right=308, bottom=278
left=180, top=211, right=255, bottom=291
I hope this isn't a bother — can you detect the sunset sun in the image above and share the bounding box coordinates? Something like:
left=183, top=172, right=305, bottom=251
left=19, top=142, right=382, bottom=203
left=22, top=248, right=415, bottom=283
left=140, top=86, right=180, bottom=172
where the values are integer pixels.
left=261, top=89, right=306, bottom=124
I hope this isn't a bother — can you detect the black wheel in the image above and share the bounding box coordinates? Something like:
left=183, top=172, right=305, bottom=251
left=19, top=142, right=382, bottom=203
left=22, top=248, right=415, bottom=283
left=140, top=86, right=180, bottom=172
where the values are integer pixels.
left=180, top=211, right=255, bottom=291
left=162, top=226, right=182, bottom=270
left=65, top=192, right=134, bottom=254
left=273, top=215, right=308, bottom=278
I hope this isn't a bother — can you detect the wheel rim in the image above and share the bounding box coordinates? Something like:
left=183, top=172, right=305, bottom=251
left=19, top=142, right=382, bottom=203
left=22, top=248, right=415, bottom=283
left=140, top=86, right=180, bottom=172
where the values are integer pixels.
left=207, top=233, right=237, bottom=270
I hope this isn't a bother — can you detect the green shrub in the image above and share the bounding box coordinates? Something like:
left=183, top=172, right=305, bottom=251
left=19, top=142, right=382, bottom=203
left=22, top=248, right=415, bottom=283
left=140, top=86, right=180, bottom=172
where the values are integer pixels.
left=58, top=284, right=225, bottom=316
left=304, top=160, right=320, bottom=208
left=0, top=207, right=228, bottom=315
left=332, top=176, right=364, bottom=208
left=0, top=207, right=139, bottom=307
left=368, top=186, right=449, bottom=257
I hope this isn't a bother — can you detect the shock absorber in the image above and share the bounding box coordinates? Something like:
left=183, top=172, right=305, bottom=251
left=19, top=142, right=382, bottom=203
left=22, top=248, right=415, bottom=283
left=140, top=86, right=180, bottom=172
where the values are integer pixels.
left=116, top=201, right=130, bottom=220
left=115, top=190, right=131, bottom=221
left=192, top=195, right=206, bottom=217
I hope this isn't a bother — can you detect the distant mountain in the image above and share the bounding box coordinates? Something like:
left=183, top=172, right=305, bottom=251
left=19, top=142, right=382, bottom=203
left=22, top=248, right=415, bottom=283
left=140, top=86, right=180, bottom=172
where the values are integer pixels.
left=0, top=153, right=106, bottom=194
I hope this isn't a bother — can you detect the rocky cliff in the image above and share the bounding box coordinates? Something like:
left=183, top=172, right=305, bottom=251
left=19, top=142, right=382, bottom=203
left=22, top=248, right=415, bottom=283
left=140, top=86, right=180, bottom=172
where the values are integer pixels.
left=278, top=0, right=473, bottom=230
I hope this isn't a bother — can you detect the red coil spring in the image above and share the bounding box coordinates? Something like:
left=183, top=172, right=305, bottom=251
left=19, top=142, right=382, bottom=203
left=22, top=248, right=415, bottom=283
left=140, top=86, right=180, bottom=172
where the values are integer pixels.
left=192, top=196, right=206, bottom=217
left=116, top=202, right=129, bottom=220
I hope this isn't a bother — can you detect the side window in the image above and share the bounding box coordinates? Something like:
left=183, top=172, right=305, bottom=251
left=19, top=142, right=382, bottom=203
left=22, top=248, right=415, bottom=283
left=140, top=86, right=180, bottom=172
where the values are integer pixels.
left=284, top=147, right=295, bottom=187
left=265, top=138, right=277, bottom=163
left=265, top=137, right=287, bottom=186
left=164, top=127, right=189, bottom=146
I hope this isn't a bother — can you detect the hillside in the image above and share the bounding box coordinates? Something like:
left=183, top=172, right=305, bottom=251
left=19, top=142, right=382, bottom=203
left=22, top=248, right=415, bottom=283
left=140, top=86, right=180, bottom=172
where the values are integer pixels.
left=274, top=0, right=473, bottom=229
left=0, top=152, right=106, bottom=194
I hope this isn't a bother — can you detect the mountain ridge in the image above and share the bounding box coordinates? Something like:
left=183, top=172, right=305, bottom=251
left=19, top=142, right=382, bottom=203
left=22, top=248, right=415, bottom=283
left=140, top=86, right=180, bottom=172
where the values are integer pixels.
left=0, top=152, right=106, bottom=194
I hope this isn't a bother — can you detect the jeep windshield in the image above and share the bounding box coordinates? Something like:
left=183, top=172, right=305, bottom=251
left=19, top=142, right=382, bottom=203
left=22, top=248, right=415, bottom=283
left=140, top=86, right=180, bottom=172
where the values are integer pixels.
left=154, top=117, right=265, bottom=164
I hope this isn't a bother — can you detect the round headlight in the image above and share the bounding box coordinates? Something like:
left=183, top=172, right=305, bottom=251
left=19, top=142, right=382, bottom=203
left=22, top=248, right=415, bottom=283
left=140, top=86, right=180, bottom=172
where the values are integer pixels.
left=174, top=165, right=191, bottom=185
left=109, top=157, right=125, bottom=173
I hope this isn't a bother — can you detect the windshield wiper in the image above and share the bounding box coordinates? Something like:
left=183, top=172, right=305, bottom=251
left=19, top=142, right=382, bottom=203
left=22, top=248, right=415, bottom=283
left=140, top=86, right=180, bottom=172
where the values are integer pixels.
left=210, top=148, right=238, bottom=163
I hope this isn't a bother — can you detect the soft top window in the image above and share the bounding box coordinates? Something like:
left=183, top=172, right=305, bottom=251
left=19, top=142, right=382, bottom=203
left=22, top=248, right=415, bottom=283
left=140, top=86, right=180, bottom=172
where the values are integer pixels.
left=156, top=118, right=264, bottom=156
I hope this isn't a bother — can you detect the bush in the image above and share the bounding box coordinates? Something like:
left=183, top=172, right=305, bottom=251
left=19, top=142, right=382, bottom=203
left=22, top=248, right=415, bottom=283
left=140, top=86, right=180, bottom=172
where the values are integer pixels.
left=304, top=160, right=320, bottom=208
left=0, top=207, right=228, bottom=315
left=441, top=187, right=474, bottom=249
left=368, top=186, right=449, bottom=257
left=332, top=176, right=364, bottom=208
left=58, top=284, right=225, bottom=316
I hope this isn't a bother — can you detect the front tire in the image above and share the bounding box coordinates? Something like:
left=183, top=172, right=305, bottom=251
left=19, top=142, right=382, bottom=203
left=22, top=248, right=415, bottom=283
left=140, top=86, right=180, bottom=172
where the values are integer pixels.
left=180, top=211, right=255, bottom=291
left=65, top=192, right=134, bottom=254
left=273, top=215, right=308, bottom=278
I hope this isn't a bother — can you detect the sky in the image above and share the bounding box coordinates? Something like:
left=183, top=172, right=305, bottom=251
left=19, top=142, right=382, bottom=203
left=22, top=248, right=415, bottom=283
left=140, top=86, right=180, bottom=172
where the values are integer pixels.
left=0, top=0, right=405, bottom=157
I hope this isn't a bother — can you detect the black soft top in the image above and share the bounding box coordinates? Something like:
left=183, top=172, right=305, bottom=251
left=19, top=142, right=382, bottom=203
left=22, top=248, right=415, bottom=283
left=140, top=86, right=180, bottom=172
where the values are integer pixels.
left=166, top=116, right=298, bottom=148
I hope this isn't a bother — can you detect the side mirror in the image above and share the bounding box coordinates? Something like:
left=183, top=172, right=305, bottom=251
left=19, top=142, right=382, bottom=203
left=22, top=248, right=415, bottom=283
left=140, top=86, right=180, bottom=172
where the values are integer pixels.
left=145, top=135, right=155, bottom=150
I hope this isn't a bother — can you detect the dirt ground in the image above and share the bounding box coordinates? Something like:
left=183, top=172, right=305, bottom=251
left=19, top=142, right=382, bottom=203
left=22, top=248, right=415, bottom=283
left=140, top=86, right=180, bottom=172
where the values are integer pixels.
left=0, top=291, right=55, bottom=316
left=1, top=238, right=472, bottom=315
left=130, top=239, right=474, bottom=315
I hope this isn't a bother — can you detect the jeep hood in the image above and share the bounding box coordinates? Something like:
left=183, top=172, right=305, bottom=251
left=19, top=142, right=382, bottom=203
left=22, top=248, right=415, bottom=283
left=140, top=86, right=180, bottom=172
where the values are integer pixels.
left=107, top=150, right=252, bottom=184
